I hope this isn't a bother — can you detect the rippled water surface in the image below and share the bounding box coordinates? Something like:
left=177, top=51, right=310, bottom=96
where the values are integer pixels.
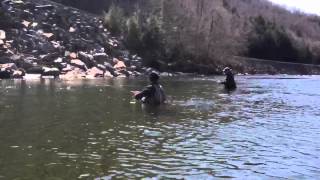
left=0, top=76, right=320, bottom=179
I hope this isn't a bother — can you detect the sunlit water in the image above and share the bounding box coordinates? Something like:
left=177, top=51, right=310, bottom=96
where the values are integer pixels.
left=0, top=76, right=319, bottom=179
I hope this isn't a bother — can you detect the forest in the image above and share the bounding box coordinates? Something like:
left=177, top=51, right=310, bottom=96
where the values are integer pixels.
left=51, top=0, right=320, bottom=73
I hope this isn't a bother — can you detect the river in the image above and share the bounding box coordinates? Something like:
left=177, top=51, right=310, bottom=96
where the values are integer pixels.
left=0, top=75, right=319, bottom=179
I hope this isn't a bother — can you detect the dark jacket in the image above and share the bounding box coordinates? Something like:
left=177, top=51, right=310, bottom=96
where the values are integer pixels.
left=223, top=73, right=237, bottom=90
left=135, top=83, right=166, bottom=105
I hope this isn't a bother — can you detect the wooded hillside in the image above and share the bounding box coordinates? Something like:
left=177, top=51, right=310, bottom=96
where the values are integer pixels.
left=51, top=0, right=320, bottom=72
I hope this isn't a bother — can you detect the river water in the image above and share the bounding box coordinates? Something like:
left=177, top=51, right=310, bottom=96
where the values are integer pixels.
left=0, top=75, right=319, bottom=179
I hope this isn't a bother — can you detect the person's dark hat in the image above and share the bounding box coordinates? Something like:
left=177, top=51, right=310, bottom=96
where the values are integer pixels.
left=223, top=67, right=232, bottom=73
left=223, top=67, right=233, bottom=75
left=149, top=72, right=160, bottom=82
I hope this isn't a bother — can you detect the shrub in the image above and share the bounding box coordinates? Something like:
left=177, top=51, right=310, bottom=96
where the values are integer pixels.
left=125, top=15, right=142, bottom=53
left=247, top=16, right=300, bottom=62
left=140, top=16, right=165, bottom=68
left=103, top=5, right=125, bottom=35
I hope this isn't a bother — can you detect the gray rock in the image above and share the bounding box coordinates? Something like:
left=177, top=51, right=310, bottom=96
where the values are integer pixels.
left=132, top=71, right=142, bottom=76
left=53, top=57, right=67, bottom=69
left=0, top=63, right=17, bottom=71
left=40, top=52, right=59, bottom=64
left=17, top=56, right=36, bottom=69
left=53, top=57, right=63, bottom=63
left=38, top=42, right=56, bottom=54
left=93, top=53, right=108, bottom=64
left=103, top=62, right=116, bottom=76
left=0, top=70, right=11, bottom=79
left=78, top=51, right=95, bottom=68
left=127, top=65, right=137, bottom=71
left=26, top=66, right=44, bottom=74
left=145, top=67, right=157, bottom=74
left=42, top=67, right=60, bottom=77
left=96, top=64, right=106, bottom=71
left=0, top=63, right=17, bottom=78
left=0, top=57, right=13, bottom=64
left=24, top=2, right=35, bottom=10
left=12, top=68, right=25, bottom=78
left=118, top=69, right=130, bottom=77
left=35, top=5, right=54, bottom=10
left=160, top=72, right=173, bottom=77
left=1, top=0, right=11, bottom=12
left=70, top=59, right=87, bottom=71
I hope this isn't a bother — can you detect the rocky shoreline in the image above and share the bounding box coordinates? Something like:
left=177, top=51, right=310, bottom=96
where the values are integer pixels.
left=0, top=0, right=155, bottom=80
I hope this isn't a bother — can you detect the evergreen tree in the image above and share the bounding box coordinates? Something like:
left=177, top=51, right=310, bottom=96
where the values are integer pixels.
left=104, top=5, right=125, bottom=35
left=125, top=15, right=142, bottom=53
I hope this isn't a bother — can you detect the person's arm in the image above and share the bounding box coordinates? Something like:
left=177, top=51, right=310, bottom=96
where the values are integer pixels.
left=134, top=85, right=154, bottom=100
left=220, top=75, right=230, bottom=85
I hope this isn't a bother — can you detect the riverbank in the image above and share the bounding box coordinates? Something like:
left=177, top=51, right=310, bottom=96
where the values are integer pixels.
left=228, top=56, right=320, bottom=75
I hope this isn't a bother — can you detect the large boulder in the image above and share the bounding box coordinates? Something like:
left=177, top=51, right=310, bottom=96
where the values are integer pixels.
left=96, top=64, right=106, bottom=71
left=12, top=68, right=26, bottom=79
left=103, top=62, right=116, bottom=77
left=86, top=67, right=104, bottom=78
left=26, top=66, right=44, bottom=74
left=0, top=63, right=17, bottom=72
left=42, top=67, right=60, bottom=77
left=0, top=70, right=11, bottom=79
left=38, top=41, right=56, bottom=54
left=0, top=63, right=17, bottom=79
left=40, top=52, right=60, bottom=64
left=113, top=58, right=126, bottom=71
left=61, top=64, right=74, bottom=73
left=60, top=67, right=86, bottom=80
left=18, top=56, right=37, bottom=70
left=117, top=69, right=130, bottom=77
left=53, top=57, right=67, bottom=69
left=78, top=51, right=95, bottom=68
left=93, top=53, right=108, bottom=64
left=70, top=59, right=87, bottom=70
left=69, top=38, right=90, bottom=51
left=104, top=70, right=114, bottom=78
left=68, top=52, right=77, bottom=59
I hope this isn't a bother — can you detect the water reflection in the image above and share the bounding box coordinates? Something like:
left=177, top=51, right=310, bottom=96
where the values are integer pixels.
left=0, top=76, right=320, bottom=179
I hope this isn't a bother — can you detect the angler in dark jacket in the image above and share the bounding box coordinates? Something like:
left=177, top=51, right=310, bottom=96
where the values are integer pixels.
left=132, top=72, right=166, bottom=105
left=221, top=67, right=237, bottom=90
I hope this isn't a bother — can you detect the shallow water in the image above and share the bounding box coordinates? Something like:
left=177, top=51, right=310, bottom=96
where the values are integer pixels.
left=0, top=75, right=319, bottom=179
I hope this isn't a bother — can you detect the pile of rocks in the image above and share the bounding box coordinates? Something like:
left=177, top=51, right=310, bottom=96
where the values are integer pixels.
left=0, top=0, right=146, bottom=79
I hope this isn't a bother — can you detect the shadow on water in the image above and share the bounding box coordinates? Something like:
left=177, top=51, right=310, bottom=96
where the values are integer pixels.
left=0, top=75, right=320, bottom=179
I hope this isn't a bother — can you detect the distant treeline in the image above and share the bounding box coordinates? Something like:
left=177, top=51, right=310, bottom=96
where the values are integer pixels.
left=53, top=0, right=320, bottom=71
